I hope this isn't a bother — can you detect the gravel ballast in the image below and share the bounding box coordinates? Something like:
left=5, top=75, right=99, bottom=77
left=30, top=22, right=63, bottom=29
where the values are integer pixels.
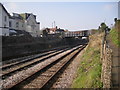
left=2, top=46, right=81, bottom=89
left=52, top=45, right=87, bottom=88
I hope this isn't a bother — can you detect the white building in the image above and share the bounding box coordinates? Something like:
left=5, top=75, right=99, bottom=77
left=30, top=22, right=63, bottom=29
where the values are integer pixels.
left=9, top=13, right=25, bottom=31
left=0, top=3, right=10, bottom=36
left=20, top=13, right=40, bottom=37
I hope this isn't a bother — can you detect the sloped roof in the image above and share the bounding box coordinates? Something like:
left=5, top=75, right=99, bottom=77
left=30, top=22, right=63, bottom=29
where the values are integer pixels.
left=20, top=13, right=36, bottom=20
left=56, top=28, right=65, bottom=32
left=49, top=28, right=57, bottom=32
left=10, top=13, right=23, bottom=20
left=0, top=3, right=11, bottom=17
left=20, top=13, right=40, bottom=24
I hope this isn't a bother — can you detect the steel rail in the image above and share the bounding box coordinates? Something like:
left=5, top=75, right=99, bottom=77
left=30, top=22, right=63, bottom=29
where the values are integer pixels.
left=2, top=45, right=85, bottom=89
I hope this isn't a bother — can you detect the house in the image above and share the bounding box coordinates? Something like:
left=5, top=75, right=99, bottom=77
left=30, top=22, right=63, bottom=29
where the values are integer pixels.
left=55, top=28, right=64, bottom=33
left=47, top=26, right=58, bottom=34
left=9, top=13, right=25, bottom=31
left=49, top=27, right=57, bottom=34
left=20, top=13, right=40, bottom=37
left=9, top=13, right=25, bottom=36
left=41, top=26, right=57, bottom=37
left=42, top=26, right=67, bottom=38
left=0, top=3, right=10, bottom=36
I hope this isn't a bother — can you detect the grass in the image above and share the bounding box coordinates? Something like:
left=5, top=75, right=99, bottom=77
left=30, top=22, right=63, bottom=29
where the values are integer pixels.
left=71, top=34, right=103, bottom=88
left=109, top=28, right=120, bottom=47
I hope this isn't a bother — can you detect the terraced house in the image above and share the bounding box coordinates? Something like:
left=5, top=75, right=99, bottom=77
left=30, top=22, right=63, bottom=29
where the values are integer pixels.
left=0, top=3, right=40, bottom=37
left=20, top=13, right=40, bottom=37
left=9, top=13, right=25, bottom=35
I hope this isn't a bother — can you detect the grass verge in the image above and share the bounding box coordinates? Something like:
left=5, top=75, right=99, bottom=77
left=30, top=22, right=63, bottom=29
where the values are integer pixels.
left=71, top=34, right=103, bottom=88
left=109, top=28, right=120, bottom=47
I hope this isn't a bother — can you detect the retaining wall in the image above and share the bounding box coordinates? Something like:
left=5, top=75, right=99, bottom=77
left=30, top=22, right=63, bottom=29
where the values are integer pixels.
left=101, top=33, right=112, bottom=88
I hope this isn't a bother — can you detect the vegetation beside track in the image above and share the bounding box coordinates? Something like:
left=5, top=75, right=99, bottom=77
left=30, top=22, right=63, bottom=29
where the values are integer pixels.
left=71, top=33, right=103, bottom=88
left=109, top=20, right=120, bottom=47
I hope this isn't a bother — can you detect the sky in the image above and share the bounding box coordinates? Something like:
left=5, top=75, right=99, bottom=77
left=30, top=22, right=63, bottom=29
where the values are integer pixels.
left=2, top=1, right=119, bottom=31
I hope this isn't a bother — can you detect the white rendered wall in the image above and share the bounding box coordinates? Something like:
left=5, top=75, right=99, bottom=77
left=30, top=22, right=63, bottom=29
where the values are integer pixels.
left=0, top=5, right=2, bottom=35
left=0, top=5, right=9, bottom=36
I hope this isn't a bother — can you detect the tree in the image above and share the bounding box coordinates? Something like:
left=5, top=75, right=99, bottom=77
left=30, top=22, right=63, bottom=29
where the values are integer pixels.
left=114, top=18, right=119, bottom=28
left=43, top=28, right=49, bottom=37
left=100, top=22, right=107, bottom=32
left=98, top=26, right=101, bottom=30
left=114, top=18, right=117, bottom=23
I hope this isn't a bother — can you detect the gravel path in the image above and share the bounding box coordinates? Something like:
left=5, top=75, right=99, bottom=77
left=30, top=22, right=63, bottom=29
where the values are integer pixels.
left=52, top=45, right=87, bottom=88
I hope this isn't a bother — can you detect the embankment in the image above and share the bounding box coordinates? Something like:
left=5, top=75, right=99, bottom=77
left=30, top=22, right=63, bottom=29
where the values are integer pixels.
left=71, top=33, right=112, bottom=88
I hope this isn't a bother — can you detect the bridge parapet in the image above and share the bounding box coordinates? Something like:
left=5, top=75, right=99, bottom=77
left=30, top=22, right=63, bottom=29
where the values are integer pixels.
left=64, top=30, right=89, bottom=37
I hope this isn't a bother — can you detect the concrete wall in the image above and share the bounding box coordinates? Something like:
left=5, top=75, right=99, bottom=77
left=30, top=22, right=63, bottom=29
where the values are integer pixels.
left=101, top=34, right=112, bottom=88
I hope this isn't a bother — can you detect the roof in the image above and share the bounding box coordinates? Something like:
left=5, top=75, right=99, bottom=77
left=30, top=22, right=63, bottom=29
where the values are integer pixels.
left=49, top=28, right=57, bottom=32
left=10, top=13, right=23, bottom=20
left=56, top=28, right=65, bottom=32
left=0, top=3, right=11, bottom=17
left=20, top=13, right=36, bottom=20
left=20, top=13, right=39, bottom=24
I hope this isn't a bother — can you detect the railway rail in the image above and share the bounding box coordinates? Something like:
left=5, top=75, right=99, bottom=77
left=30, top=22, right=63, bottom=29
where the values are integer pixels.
left=1, top=46, right=69, bottom=66
left=1, top=45, right=86, bottom=89
left=1, top=47, right=70, bottom=79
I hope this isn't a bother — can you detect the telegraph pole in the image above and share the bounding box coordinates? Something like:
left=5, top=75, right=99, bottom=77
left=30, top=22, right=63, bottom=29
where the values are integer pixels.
left=52, top=23, right=53, bottom=28
left=54, top=21, right=55, bottom=28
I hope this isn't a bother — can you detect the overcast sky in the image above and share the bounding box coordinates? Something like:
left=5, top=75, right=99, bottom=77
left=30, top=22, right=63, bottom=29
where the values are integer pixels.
left=2, top=1, right=118, bottom=31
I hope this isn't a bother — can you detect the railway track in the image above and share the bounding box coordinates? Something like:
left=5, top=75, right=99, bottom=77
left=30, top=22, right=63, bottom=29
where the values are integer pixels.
left=1, top=45, right=70, bottom=70
left=1, top=50, right=56, bottom=70
left=1, top=47, right=70, bottom=79
left=1, top=45, right=85, bottom=89
left=1, top=46, right=69, bottom=66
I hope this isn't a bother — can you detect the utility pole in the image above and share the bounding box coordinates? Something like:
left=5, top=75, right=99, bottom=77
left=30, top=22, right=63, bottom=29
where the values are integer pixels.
left=54, top=21, right=55, bottom=28
left=52, top=22, right=53, bottom=28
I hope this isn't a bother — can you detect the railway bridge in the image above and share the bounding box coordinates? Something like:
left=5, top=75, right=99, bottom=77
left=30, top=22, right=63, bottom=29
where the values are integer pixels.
left=64, top=30, right=90, bottom=38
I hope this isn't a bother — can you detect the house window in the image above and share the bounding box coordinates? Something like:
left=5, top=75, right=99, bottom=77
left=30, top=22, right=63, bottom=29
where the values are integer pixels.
left=16, top=22, right=19, bottom=28
left=4, top=16, right=7, bottom=22
left=9, top=21, right=12, bottom=27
